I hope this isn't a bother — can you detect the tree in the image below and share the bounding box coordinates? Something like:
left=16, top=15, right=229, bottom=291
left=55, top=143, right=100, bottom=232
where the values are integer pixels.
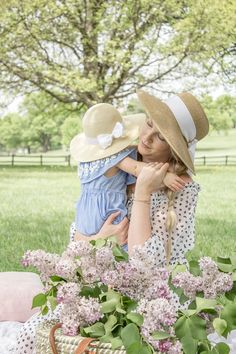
left=19, top=92, right=82, bottom=152
left=0, top=113, right=23, bottom=150
left=0, top=92, right=83, bottom=152
left=61, top=116, right=82, bottom=148
left=201, top=94, right=235, bottom=132
left=0, top=0, right=235, bottom=109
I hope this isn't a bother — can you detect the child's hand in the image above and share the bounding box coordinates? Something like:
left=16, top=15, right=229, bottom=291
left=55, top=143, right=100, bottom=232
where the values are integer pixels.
left=164, top=172, right=186, bottom=192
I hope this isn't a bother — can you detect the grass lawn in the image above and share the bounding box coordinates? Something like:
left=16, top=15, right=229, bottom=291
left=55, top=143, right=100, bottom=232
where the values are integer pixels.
left=196, top=129, right=236, bottom=157
left=0, top=165, right=236, bottom=271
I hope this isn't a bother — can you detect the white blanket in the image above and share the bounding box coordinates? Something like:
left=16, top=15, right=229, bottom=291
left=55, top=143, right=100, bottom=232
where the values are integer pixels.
left=0, top=322, right=23, bottom=354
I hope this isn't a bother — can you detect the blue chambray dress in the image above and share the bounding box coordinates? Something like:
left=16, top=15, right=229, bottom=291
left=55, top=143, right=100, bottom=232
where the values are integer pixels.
left=75, top=147, right=137, bottom=250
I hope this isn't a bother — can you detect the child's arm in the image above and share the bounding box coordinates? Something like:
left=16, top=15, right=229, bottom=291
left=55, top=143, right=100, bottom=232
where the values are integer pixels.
left=163, top=171, right=186, bottom=192
left=117, top=157, right=146, bottom=177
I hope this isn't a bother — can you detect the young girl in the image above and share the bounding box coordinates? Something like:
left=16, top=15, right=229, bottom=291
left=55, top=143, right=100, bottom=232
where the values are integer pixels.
left=70, top=103, right=185, bottom=250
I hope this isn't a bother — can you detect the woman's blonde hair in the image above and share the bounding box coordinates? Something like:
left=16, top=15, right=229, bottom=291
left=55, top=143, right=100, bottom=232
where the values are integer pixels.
left=165, top=149, right=188, bottom=265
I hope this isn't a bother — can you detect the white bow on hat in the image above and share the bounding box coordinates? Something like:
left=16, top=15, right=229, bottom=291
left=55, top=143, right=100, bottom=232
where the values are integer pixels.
left=91, top=122, right=125, bottom=149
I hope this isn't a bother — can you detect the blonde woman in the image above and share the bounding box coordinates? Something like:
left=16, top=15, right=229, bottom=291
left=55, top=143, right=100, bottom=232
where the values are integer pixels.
left=127, top=90, right=209, bottom=265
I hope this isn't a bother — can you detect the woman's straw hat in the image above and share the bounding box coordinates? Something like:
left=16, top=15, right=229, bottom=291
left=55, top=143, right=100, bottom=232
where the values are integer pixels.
left=137, top=90, right=209, bottom=174
left=70, top=103, right=146, bottom=162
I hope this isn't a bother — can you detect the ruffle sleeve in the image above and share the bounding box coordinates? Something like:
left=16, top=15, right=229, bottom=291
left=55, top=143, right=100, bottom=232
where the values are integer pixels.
left=78, top=147, right=137, bottom=183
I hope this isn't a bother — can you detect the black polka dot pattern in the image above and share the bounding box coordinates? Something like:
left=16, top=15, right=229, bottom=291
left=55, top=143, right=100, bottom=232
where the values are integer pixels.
left=13, top=307, right=61, bottom=353
left=127, top=181, right=201, bottom=267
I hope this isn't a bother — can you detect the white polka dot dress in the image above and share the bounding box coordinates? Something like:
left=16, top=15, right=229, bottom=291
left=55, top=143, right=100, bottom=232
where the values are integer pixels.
left=127, top=181, right=200, bottom=267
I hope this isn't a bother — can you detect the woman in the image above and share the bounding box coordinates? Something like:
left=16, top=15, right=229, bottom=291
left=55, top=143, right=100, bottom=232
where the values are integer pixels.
left=127, top=89, right=209, bottom=265
left=13, top=90, right=209, bottom=353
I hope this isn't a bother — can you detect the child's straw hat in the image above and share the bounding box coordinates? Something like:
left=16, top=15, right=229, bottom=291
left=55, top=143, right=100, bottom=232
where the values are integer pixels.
left=137, top=90, right=209, bottom=174
left=70, top=103, right=146, bottom=162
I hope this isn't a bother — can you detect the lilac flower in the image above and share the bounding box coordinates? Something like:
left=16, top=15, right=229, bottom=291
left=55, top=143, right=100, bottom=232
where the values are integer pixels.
left=60, top=296, right=102, bottom=336
left=138, top=298, right=177, bottom=337
left=55, top=258, right=78, bottom=280
left=64, top=241, right=93, bottom=258
left=101, top=270, right=121, bottom=287
left=172, top=271, right=203, bottom=299
left=95, top=247, right=114, bottom=272
left=199, top=257, right=218, bottom=276
left=57, top=283, right=81, bottom=304
left=172, top=257, right=233, bottom=300
left=167, top=341, right=182, bottom=354
left=158, top=339, right=172, bottom=352
left=21, top=250, right=60, bottom=281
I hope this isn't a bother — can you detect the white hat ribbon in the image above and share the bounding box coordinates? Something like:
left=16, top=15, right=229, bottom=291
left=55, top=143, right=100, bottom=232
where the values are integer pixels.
left=165, top=95, right=198, bottom=162
left=96, top=122, right=124, bottom=149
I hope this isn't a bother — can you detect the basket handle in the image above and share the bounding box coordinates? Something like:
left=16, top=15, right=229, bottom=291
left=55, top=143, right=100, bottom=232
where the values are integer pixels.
left=49, top=323, right=97, bottom=354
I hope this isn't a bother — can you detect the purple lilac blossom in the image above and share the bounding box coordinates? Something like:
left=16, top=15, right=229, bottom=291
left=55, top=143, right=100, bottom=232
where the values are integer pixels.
left=22, top=250, right=60, bottom=281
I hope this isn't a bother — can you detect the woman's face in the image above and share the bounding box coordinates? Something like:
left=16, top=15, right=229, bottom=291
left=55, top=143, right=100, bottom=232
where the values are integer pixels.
left=138, top=118, right=171, bottom=163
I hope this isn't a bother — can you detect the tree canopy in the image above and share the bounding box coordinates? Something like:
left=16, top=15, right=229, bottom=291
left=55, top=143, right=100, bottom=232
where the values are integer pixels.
left=0, top=0, right=235, bottom=108
left=0, top=92, right=82, bottom=152
left=201, top=94, right=236, bottom=132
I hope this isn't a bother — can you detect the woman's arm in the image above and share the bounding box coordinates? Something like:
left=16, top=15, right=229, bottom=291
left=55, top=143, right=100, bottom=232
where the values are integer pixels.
left=128, top=162, right=169, bottom=253
left=75, top=211, right=129, bottom=245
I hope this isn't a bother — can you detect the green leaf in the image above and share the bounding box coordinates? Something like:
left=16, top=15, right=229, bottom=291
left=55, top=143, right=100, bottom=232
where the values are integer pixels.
left=217, top=257, right=231, bottom=265
left=126, top=342, right=151, bottom=354
left=171, top=264, right=187, bottom=278
left=48, top=296, right=57, bottom=311
left=217, top=263, right=234, bottom=273
left=213, top=318, right=227, bottom=336
left=41, top=305, right=49, bottom=316
left=225, top=281, right=236, bottom=301
left=127, top=313, right=144, bottom=326
left=179, top=291, right=190, bottom=304
left=152, top=330, right=171, bottom=340
left=101, top=298, right=120, bottom=313
left=80, top=285, right=101, bottom=298
left=230, top=253, right=236, bottom=267
left=104, top=315, right=117, bottom=335
left=196, top=297, right=217, bottom=313
left=123, top=297, right=138, bottom=313
left=221, top=303, right=236, bottom=335
left=50, top=275, right=66, bottom=282
left=112, top=245, right=129, bottom=262
left=83, top=322, right=105, bottom=337
left=214, top=342, right=230, bottom=354
left=110, top=337, right=123, bottom=349
left=189, top=260, right=201, bottom=276
left=180, top=334, right=198, bottom=354
left=32, top=293, right=47, bottom=309
left=120, top=323, right=141, bottom=350
left=116, top=303, right=126, bottom=314
left=175, top=314, right=207, bottom=340
left=233, top=273, right=236, bottom=281
left=95, top=238, right=106, bottom=249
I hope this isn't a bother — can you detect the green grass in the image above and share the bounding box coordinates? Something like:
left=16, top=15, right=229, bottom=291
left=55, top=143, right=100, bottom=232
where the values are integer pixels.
left=196, top=129, right=236, bottom=157
left=0, top=166, right=236, bottom=271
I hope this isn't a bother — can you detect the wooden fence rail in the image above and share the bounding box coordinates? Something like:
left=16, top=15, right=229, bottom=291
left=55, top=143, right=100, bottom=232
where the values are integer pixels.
left=0, top=154, right=71, bottom=166
left=0, top=154, right=236, bottom=167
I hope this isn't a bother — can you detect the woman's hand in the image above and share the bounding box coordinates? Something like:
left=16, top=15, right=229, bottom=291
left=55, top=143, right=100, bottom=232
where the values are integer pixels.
left=98, top=211, right=129, bottom=245
left=135, top=162, right=169, bottom=198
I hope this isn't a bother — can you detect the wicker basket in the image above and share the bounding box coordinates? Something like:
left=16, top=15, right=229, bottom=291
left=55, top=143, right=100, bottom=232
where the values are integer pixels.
left=36, top=322, right=127, bottom=354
